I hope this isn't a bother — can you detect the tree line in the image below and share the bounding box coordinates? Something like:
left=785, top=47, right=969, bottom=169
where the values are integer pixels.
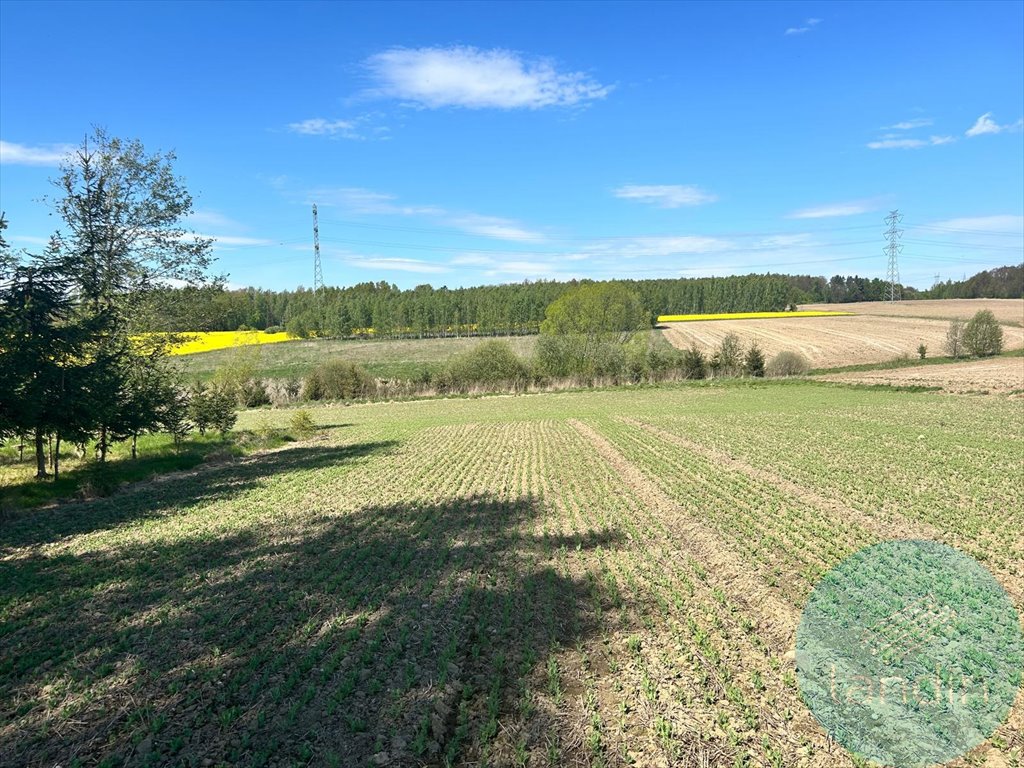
left=0, top=131, right=217, bottom=478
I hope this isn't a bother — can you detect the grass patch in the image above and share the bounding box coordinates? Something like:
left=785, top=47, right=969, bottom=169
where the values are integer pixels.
left=806, top=348, right=1024, bottom=376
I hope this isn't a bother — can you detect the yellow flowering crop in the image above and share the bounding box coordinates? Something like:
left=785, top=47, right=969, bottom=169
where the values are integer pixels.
left=160, top=330, right=295, bottom=356
left=657, top=310, right=855, bottom=323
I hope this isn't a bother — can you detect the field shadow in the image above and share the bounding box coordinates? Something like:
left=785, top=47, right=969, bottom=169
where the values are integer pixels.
left=1, top=492, right=625, bottom=767
left=0, top=439, right=397, bottom=551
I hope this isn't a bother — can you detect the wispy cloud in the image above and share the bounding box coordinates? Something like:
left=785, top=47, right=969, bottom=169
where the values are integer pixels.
left=449, top=214, right=546, bottom=243
left=287, top=118, right=360, bottom=138
left=787, top=199, right=879, bottom=219
left=866, top=135, right=954, bottom=150
left=362, top=46, right=612, bottom=109
left=584, top=235, right=734, bottom=259
left=927, top=215, right=1024, bottom=233
left=965, top=112, right=1024, bottom=137
left=613, top=184, right=718, bottom=208
left=310, top=186, right=545, bottom=242
left=785, top=18, right=822, bottom=35
left=346, top=257, right=449, bottom=274
left=0, top=140, right=75, bottom=166
left=310, top=187, right=444, bottom=217
left=883, top=118, right=934, bottom=130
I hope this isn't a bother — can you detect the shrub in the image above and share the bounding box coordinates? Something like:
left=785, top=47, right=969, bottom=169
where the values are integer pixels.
left=744, top=343, right=766, bottom=378
left=305, top=359, right=376, bottom=401
left=238, top=378, right=271, bottom=408
left=681, top=346, right=707, bottom=379
left=766, top=350, right=810, bottom=377
left=289, top=409, right=317, bottom=439
left=917, top=343, right=927, bottom=360
left=945, top=319, right=965, bottom=358
left=711, top=333, right=743, bottom=377
left=444, top=340, right=531, bottom=388
left=962, top=310, right=1003, bottom=357
left=264, top=325, right=285, bottom=334
left=208, top=389, right=238, bottom=435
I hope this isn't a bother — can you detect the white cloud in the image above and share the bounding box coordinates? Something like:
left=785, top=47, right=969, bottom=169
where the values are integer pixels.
left=866, top=135, right=954, bottom=149
left=311, top=187, right=445, bottom=217
left=363, top=46, right=612, bottom=109
left=927, top=215, right=1024, bottom=233
left=965, top=112, right=1024, bottom=137
left=585, top=235, right=734, bottom=259
left=449, top=214, right=545, bottom=243
left=785, top=18, right=822, bottom=35
left=309, top=186, right=544, bottom=242
left=613, top=184, right=718, bottom=208
left=186, top=210, right=247, bottom=231
left=0, top=140, right=75, bottom=166
left=787, top=199, right=879, bottom=219
left=346, top=257, right=448, bottom=274
left=884, top=118, right=933, bottom=130
left=287, top=118, right=361, bottom=138
left=9, top=235, right=52, bottom=247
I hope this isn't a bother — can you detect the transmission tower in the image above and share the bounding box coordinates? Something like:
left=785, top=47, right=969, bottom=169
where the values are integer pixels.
left=883, top=210, right=903, bottom=302
left=933, top=273, right=941, bottom=288
left=312, top=204, right=324, bottom=330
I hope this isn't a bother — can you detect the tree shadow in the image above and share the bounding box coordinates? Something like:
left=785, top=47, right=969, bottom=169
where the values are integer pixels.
left=1, top=492, right=626, bottom=767
left=0, top=439, right=397, bottom=551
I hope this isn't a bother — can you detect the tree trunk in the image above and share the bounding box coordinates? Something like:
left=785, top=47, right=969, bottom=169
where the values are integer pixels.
left=53, top=433, right=61, bottom=481
left=34, top=428, right=49, bottom=478
left=98, top=425, right=108, bottom=462
left=131, top=433, right=137, bottom=460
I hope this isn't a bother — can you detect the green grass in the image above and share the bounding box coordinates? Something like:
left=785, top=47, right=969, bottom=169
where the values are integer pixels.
left=0, top=429, right=296, bottom=511
left=2, top=382, right=1021, bottom=767
left=176, top=333, right=540, bottom=382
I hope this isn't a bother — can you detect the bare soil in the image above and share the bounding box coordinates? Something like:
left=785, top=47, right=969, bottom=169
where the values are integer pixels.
left=661, top=314, right=1024, bottom=368
left=821, top=355, right=1024, bottom=394
left=801, top=298, right=1024, bottom=325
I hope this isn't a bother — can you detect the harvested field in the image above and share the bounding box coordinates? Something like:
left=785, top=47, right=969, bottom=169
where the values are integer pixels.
left=801, top=298, right=1024, bottom=325
left=821, top=355, right=1024, bottom=393
left=661, top=314, right=1024, bottom=368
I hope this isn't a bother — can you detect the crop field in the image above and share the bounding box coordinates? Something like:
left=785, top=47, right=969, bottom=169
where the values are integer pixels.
left=177, top=334, right=540, bottom=382
left=662, top=313, right=1024, bottom=368
left=164, top=331, right=296, bottom=356
left=800, top=298, right=1024, bottom=326
left=2, top=382, right=1022, bottom=767
left=820, top=354, right=1024, bottom=394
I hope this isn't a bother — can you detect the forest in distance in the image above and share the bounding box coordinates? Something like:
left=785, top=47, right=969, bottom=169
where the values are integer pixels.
left=148, top=264, right=1023, bottom=338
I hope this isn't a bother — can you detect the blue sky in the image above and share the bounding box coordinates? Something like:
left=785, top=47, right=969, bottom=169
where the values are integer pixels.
left=1, top=0, right=1022, bottom=291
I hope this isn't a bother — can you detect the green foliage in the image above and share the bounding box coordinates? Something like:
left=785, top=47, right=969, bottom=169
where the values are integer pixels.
left=680, top=346, right=707, bottom=380
left=212, top=346, right=270, bottom=408
left=917, top=343, right=927, bottom=360
left=962, top=310, right=1003, bottom=357
left=288, top=409, right=318, bottom=439
left=286, top=315, right=313, bottom=339
left=765, top=350, right=810, bottom=377
left=710, top=333, right=744, bottom=378
left=304, top=359, right=376, bottom=401
left=744, top=343, right=766, bottom=378
left=264, top=325, right=285, bottom=334
left=541, top=282, right=650, bottom=339
left=440, top=340, right=531, bottom=390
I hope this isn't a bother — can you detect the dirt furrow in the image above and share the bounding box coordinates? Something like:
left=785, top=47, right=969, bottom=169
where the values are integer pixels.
left=625, top=417, right=1024, bottom=608
left=567, top=418, right=800, bottom=650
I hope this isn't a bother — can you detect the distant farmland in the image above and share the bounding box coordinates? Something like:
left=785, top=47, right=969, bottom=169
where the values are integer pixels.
left=662, top=299, right=1024, bottom=369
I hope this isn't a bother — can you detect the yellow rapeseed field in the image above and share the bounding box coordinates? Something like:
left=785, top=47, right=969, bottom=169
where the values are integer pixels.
left=657, top=310, right=854, bottom=322
left=164, top=330, right=295, bottom=356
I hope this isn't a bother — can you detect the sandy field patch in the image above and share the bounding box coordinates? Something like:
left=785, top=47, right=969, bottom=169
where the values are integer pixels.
left=661, top=314, right=1024, bottom=368
left=801, top=298, right=1024, bottom=325
left=820, top=356, right=1024, bottom=393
